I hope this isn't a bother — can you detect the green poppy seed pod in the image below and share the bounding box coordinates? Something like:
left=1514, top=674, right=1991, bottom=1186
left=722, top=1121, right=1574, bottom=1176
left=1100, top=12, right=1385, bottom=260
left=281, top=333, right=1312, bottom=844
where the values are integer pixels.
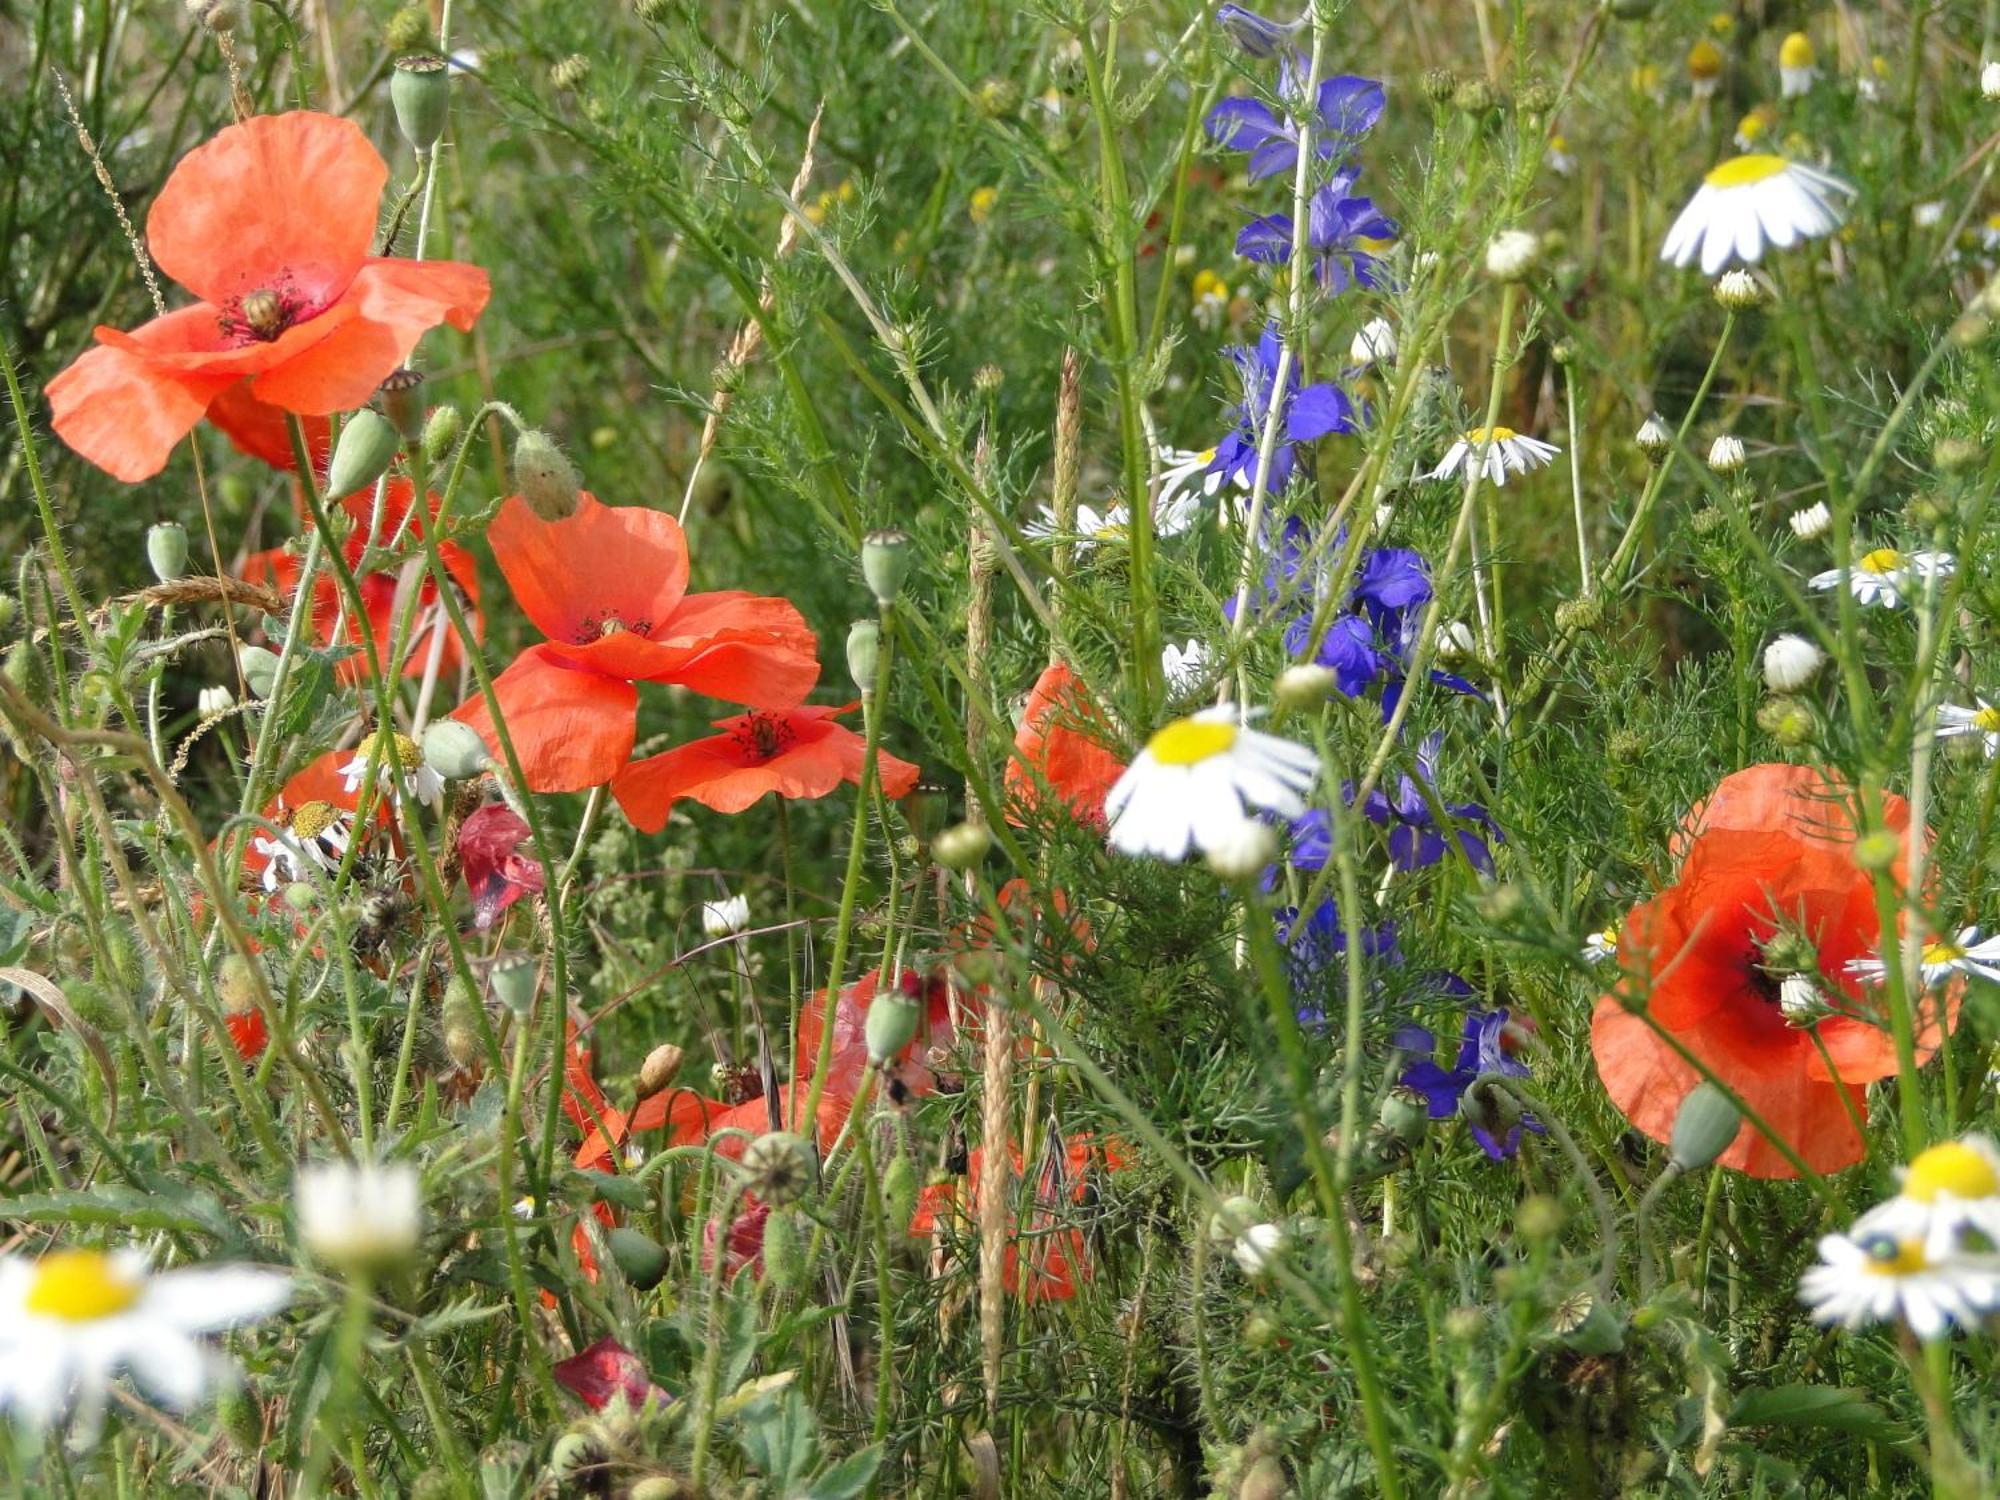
left=741, top=1130, right=816, bottom=1207
left=513, top=428, right=581, bottom=521
left=860, top=528, right=913, bottom=607
left=882, top=1152, right=917, bottom=1229
left=391, top=54, right=452, bottom=155
left=420, top=403, right=463, bottom=465
left=379, top=367, right=427, bottom=441
left=488, top=953, right=537, bottom=1017
left=932, top=820, right=990, bottom=872
left=238, top=644, right=281, bottom=698
left=441, top=974, right=483, bottom=1067
left=846, top=619, right=881, bottom=695
left=760, top=1209, right=802, bottom=1288
left=421, top=718, right=490, bottom=780
left=1377, top=1085, right=1429, bottom=1143
left=1668, top=1082, right=1742, bottom=1170
left=324, top=409, right=402, bottom=499
left=146, top=521, right=189, bottom=583
left=1554, top=1289, right=1627, bottom=1354
left=548, top=1431, right=607, bottom=1485
left=864, top=992, right=923, bottom=1066
left=605, top=1226, right=667, bottom=1290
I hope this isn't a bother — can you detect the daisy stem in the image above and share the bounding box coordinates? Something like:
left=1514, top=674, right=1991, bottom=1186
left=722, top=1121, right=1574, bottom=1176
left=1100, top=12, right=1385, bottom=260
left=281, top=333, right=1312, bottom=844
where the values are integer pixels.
left=1899, top=1328, right=1980, bottom=1500
left=1564, top=360, right=1590, bottom=594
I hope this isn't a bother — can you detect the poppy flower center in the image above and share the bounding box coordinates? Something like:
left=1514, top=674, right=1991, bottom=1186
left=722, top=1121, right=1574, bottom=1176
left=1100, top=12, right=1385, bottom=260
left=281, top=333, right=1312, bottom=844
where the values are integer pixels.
left=25, top=1249, right=142, bottom=1322
left=1904, top=1142, right=2000, bottom=1203
left=575, top=613, right=652, bottom=644
left=731, top=712, right=796, bottom=763
left=220, top=283, right=312, bottom=344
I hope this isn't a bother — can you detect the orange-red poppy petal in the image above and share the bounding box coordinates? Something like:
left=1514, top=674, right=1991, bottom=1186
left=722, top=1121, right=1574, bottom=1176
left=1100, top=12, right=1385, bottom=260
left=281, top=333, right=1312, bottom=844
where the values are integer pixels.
left=45, top=323, right=236, bottom=483
left=1005, top=662, right=1128, bottom=828
left=147, top=111, right=385, bottom=307
left=488, top=494, right=691, bottom=655
left=207, top=379, right=330, bottom=472
left=452, top=644, right=637, bottom=793
left=634, top=590, right=822, bottom=705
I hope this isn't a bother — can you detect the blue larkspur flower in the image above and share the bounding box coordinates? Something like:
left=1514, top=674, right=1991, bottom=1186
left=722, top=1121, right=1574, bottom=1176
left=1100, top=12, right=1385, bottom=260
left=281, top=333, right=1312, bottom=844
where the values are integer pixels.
left=1205, top=70, right=1387, bottom=183
left=1236, top=176, right=1399, bottom=291
left=1362, top=732, right=1500, bottom=873
left=1397, top=1008, right=1544, bottom=1159
left=1209, top=335, right=1360, bottom=496
left=1215, top=4, right=1304, bottom=58
left=1276, top=898, right=1399, bottom=1023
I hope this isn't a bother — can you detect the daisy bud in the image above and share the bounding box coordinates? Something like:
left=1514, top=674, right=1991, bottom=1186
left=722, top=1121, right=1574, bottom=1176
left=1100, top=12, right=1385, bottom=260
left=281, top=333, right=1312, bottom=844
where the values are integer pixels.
left=146, top=520, right=189, bottom=583
left=1350, top=317, right=1397, bottom=367
left=513, top=429, right=581, bottom=521
left=1443, top=1305, right=1486, bottom=1344
left=1934, top=435, right=1981, bottom=473
left=973, top=363, right=1005, bottom=395
left=861, top=528, right=914, bottom=607
left=1517, top=79, right=1558, bottom=117
left=1762, top=633, right=1824, bottom=691
left=238, top=644, right=281, bottom=698
left=1986, top=61, right=2000, bottom=101
left=741, top=1130, right=816, bottom=1206
left=1421, top=67, right=1457, bottom=105
left=421, top=718, right=490, bottom=781
left=605, top=1227, right=667, bottom=1290
left=1853, top=828, right=1902, bottom=872
left=1454, top=77, right=1497, bottom=114
left=1634, top=411, right=1672, bottom=463
left=1787, top=501, right=1832, bottom=540
left=846, top=618, right=882, bottom=695
left=1517, top=1194, right=1564, bottom=1243
left=383, top=5, right=432, bottom=53
left=1668, top=1081, right=1743, bottom=1170
left=1230, top=1222, right=1285, bottom=1275
left=1436, top=619, right=1477, bottom=661
left=549, top=53, right=591, bottom=91
left=198, top=684, right=235, bottom=716
left=1756, top=695, right=1814, bottom=746
left=637, top=1042, right=685, bottom=1099
left=420, top=403, right=463, bottom=464
left=1274, top=663, right=1337, bottom=710
left=760, top=1209, right=802, bottom=1288
left=1484, top=229, right=1541, bottom=281
left=488, top=953, right=537, bottom=1016
left=701, top=894, right=749, bottom=938
left=1779, top=974, right=1832, bottom=1026
left=933, top=820, right=990, bottom=871
left=324, top=409, right=402, bottom=499
left=974, top=77, right=1021, bottom=118
left=864, top=989, right=924, bottom=1066
left=1705, top=434, right=1746, bottom=473
left=296, top=1158, right=424, bottom=1273
left=1554, top=595, right=1604, bottom=634
left=1204, top=817, right=1278, bottom=882
left=378, top=367, right=426, bottom=441
left=1713, top=269, right=1764, bottom=310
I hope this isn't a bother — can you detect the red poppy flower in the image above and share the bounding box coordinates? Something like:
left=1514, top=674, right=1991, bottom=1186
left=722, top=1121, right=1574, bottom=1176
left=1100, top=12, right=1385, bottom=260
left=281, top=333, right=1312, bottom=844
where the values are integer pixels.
left=46, top=111, right=488, bottom=483
left=909, top=1133, right=1130, bottom=1302
left=703, top=1200, right=772, bottom=1281
left=1003, top=662, right=1127, bottom=828
left=457, top=804, right=544, bottom=930
left=208, top=380, right=329, bottom=473
left=451, top=495, right=820, bottom=794
left=612, top=702, right=921, bottom=832
left=240, top=479, right=481, bottom=683
left=1593, top=764, right=1955, bottom=1178
left=223, top=1009, right=268, bottom=1063
left=552, top=1336, right=671, bottom=1412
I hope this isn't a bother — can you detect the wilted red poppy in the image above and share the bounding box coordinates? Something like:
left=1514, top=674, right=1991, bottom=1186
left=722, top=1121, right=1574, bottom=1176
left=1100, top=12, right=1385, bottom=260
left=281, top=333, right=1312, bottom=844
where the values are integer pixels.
left=552, top=1336, right=671, bottom=1412
left=451, top=495, right=820, bottom=794
left=1593, top=764, right=1954, bottom=1178
left=457, top=804, right=543, bottom=930
left=1003, top=662, right=1127, bottom=828
left=613, top=700, right=921, bottom=832
left=46, top=111, right=487, bottom=482
left=241, top=480, right=481, bottom=684
left=909, top=1133, right=1130, bottom=1301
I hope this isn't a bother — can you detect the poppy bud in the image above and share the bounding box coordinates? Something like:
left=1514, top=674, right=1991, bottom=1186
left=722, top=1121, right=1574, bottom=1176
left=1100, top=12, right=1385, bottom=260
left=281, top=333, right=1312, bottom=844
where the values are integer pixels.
left=513, top=429, right=580, bottom=521
left=861, top=528, right=913, bottom=607
left=882, top=1152, right=917, bottom=1228
left=144, top=520, right=190, bottom=583
left=1854, top=828, right=1902, bottom=872
left=420, top=403, right=463, bottom=464
left=0, top=593, right=16, bottom=633
left=421, top=718, right=490, bottom=780
left=933, top=820, right=990, bottom=871
left=488, top=954, right=536, bottom=1016
left=741, top=1130, right=815, bottom=1207
left=324, top=409, right=401, bottom=499
left=391, top=54, right=452, bottom=155
left=587, top=1172, right=649, bottom=1211
left=864, top=992, right=923, bottom=1066
left=1517, top=1193, right=1564, bottom=1243
left=379, top=367, right=427, bottom=441
left=1668, top=1081, right=1742, bottom=1170
left=846, top=619, right=881, bottom=695
left=606, top=1227, right=667, bottom=1290
left=637, top=1042, right=685, bottom=1099
left=761, top=1207, right=801, bottom=1287
left=238, top=644, right=282, bottom=698
left=441, top=975, right=483, bottom=1066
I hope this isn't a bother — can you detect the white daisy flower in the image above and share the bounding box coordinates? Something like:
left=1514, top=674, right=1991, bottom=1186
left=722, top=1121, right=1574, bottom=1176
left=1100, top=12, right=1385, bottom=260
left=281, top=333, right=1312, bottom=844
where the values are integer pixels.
left=1850, top=1137, right=2000, bottom=1257
left=1778, top=33, right=1817, bottom=97
left=1660, top=155, right=1856, bottom=276
left=1544, top=134, right=1575, bottom=177
left=1161, top=639, right=1212, bottom=695
left=701, top=894, right=750, bottom=938
left=1104, top=708, right=1319, bottom=862
left=1582, top=922, right=1620, bottom=963
left=1156, top=444, right=1247, bottom=521
left=252, top=800, right=352, bottom=893
left=1846, top=926, right=2000, bottom=988
left=1762, top=633, right=1824, bottom=691
left=296, top=1159, right=424, bottom=1273
left=1937, top=700, right=2000, bottom=758
left=339, top=729, right=444, bottom=806
left=0, top=1247, right=290, bottom=1432
left=1350, top=317, right=1397, bottom=367
left=1799, top=1228, right=2000, bottom=1338
left=1231, top=1222, right=1286, bottom=1276
left=1985, top=61, right=2000, bottom=102
left=1427, top=427, right=1561, bottom=487
left=1808, top=548, right=1955, bottom=608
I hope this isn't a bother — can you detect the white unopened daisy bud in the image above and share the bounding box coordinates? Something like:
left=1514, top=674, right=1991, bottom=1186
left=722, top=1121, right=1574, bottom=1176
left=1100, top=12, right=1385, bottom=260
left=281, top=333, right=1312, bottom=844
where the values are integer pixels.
left=1231, top=1222, right=1286, bottom=1276
left=1436, top=620, right=1477, bottom=661
left=1350, top=317, right=1397, bottom=367
left=1274, top=663, right=1337, bottom=710
left=296, top=1159, right=423, bottom=1273
left=1985, top=61, right=2000, bottom=101
left=1713, top=269, right=1764, bottom=309
left=1787, top=501, right=1832, bottom=540
left=1204, top=817, right=1278, bottom=882
left=1762, top=633, right=1825, bottom=691
left=197, top=684, right=235, bottom=717
left=701, top=894, right=749, bottom=938
left=1634, top=412, right=1671, bottom=463
left=1484, top=229, right=1540, bottom=281
left=1706, top=434, right=1747, bottom=473
left=1779, top=973, right=1831, bottom=1026
left=1777, top=32, right=1816, bottom=98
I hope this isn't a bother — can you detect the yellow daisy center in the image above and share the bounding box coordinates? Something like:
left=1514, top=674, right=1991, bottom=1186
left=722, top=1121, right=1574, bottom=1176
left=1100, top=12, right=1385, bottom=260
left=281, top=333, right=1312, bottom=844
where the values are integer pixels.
left=1922, top=939, right=1965, bottom=967
left=25, top=1249, right=143, bottom=1322
left=358, top=729, right=424, bottom=767
left=1905, top=1141, right=2000, bottom=1203
left=1736, top=112, right=1768, bottom=142
left=969, top=186, right=999, bottom=223
left=1192, top=269, right=1228, bottom=301
left=1976, top=707, right=2000, bottom=732
left=1465, top=426, right=1518, bottom=444
left=1779, top=32, right=1814, bottom=68
left=1862, top=1237, right=1930, bottom=1277
left=1687, top=39, right=1723, bottom=78
left=1858, top=547, right=1903, bottom=574
left=289, top=799, right=341, bottom=841
left=1704, top=154, right=1790, bottom=189
left=1148, top=719, right=1238, bottom=766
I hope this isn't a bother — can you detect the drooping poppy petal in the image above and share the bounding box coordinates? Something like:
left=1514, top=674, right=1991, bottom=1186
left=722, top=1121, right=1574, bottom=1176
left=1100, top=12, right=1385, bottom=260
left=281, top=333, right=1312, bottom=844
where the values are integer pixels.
left=206, top=379, right=330, bottom=472
left=552, top=1336, right=672, bottom=1412
left=45, top=324, right=237, bottom=484
left=457, top=804, right=545, bottom=930
left=453, top=644, right=638, bottom=794
left=637, top=590, right=821, bottom=706
left=1004, top=662, right=1128, bottom=829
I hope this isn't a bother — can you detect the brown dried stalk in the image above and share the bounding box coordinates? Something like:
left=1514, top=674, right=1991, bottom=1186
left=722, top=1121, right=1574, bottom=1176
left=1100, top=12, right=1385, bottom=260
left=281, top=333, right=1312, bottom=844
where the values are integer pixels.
left=977, top=993, right=1013, bottom=1425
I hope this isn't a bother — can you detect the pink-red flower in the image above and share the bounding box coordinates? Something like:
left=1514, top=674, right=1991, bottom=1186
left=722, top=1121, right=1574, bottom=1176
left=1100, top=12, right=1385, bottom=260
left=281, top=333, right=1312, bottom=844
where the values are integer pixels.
left=457, top=805, right=544, bottom=929
left=47, top=111, right=488, bottom=482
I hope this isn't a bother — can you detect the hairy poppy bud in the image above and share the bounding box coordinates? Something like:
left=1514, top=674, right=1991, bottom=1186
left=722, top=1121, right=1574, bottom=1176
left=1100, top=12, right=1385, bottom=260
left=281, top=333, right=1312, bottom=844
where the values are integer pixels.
left=882, top=1152, right=917, bottom=1228
left=1669, top=1081, right=1743, bottom=1169
left=741, top=1130, right=815, bottom=1207
left=846, top=619, right=881, bottom=695
left=379, top=367, right=426, bottom=441
left=420, top=403, right=462, bottom=464
left=637, top=1043, right=685, bottom=1099
left=325, top=408, right=401, bottom=499
left=513, top=429, right=580, bottom=521
left=606, top=1227, right=667, bottom=1290
left=441, top=975, right=483, bottom=1066
left=146, top=520, right=189, bottom=583
left=391, top=54, right=451, bottom=155
left=933, top=821, right=990, bottom=871
left=861, top=529, right=913, bottom=607
left=421, top=718, right=490, bottom=781
left=761, top=1208, right=802, bottom=1288
left=238, top=645, right=281, bottom=698
left=864, top=991, right=923, bottom=1065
